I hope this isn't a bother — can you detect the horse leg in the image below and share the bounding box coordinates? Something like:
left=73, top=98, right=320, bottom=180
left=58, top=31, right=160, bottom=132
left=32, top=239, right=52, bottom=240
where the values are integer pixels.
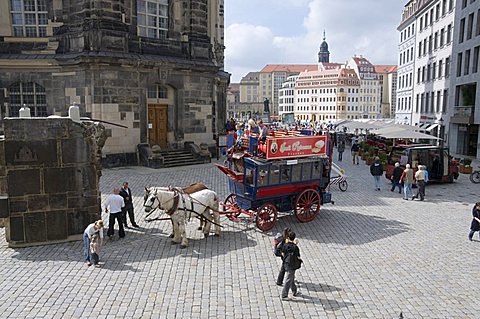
left=202, top=209, right=212, bottom=238
left=197, top=217, right=204, bottom=231
left=171, top=215, right=181, bottom=244
left=178, top=221, right=188, bottom=248
left=169, top=219, right=174, bottom=238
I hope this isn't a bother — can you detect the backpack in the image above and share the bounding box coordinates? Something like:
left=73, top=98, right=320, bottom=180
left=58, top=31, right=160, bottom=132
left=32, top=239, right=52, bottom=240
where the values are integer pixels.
left=273, top=233, right=284, bottom=257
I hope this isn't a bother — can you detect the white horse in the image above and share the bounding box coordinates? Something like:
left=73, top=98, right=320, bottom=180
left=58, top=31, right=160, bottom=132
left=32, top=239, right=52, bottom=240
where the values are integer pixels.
left=143, top=187, right=221, bottom=248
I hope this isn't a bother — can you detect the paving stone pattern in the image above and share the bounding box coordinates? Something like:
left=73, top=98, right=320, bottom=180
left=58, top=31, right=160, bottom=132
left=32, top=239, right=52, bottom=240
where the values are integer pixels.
left=1, top=149, right=479, bottom=318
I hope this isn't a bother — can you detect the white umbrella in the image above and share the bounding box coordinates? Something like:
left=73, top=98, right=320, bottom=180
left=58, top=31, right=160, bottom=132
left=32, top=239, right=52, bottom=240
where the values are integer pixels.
left=378, top=130, right=441, bottom=140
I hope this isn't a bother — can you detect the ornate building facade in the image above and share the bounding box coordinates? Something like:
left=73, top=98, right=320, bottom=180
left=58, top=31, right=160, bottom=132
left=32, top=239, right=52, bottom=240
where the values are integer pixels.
left=0, top=0, right=229, bottom=166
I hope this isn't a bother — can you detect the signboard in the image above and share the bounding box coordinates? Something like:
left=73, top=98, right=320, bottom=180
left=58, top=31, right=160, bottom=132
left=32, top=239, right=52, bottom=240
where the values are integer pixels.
left=265, top=136, right=328, bottom=160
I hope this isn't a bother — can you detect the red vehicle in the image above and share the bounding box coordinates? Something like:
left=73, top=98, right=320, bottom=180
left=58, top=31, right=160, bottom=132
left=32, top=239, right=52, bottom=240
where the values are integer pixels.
left=385, top=144, right=459, bottom=183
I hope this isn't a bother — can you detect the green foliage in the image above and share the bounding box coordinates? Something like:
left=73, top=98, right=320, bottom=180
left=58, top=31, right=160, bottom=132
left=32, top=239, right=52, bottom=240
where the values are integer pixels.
left=378, top=153, right=388, bottom=162
left=463, top=158, right=472, bottom=166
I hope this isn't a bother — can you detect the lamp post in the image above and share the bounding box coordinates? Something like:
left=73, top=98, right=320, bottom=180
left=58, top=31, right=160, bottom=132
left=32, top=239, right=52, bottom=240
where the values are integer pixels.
left=436, top=117, right=444, bottom=147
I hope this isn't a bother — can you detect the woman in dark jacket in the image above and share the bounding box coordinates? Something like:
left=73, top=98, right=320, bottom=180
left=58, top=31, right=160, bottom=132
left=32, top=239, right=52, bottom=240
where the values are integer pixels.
left=468, top=202, right=480, bottom=241
left=281, top=232, right=302, bottom=300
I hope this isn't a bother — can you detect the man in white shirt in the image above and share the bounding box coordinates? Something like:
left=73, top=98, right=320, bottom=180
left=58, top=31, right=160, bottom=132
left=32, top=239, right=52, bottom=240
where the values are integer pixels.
left=105, top=188, right=126, bottom=238
left=258, top=120, right=269, bottom=142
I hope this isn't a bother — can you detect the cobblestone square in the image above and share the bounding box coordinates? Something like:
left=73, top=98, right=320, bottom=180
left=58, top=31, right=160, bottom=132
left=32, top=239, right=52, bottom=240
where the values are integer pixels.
left=1, top=151, right=479, bottom=318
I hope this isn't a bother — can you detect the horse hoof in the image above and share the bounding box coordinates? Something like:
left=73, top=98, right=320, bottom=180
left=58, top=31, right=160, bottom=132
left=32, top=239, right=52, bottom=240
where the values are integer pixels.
left=204, top=233, right=209, bottom=238
left=197, top=226, right=203, bottom=230
left=180, top=245, right=187, bottom=249
left=171, top=241, right=179, bottom=245
left=169, top=233, right=174, bottom=238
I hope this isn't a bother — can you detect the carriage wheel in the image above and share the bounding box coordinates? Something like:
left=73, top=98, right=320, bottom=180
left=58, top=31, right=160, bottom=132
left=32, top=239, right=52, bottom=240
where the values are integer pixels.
left=255, top=204, right=277, bottom=232
left=338, top=180, right=348, bottom=192
left=224, top=194, right=242, bottom=218
left=294, top=189, right=321, bottom=223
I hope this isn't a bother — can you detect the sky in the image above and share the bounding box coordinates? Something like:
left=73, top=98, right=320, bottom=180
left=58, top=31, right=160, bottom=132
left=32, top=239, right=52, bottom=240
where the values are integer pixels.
left=224, top=0, right=407, bottom=82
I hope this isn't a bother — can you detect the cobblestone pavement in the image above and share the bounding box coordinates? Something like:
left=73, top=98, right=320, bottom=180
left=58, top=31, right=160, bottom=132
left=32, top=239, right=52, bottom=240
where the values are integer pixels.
left=1, top=149, right=479, bottom=319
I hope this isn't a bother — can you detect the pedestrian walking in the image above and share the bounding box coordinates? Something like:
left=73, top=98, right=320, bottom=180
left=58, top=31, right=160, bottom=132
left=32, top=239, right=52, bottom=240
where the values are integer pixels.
left=280, top=232, right=302, bottom=301
left=400, top=164, right=414, bottom=200
left=370, top=156, right=384, bottom=191
left=119, top=181, right=139, bottom=228
left=468, top=202, right=480, bottom=241
left=274, top=227, right=291, bottom=286
left=351, top=142, right=360, bottom=165
left=412, top=165, right=426, bottom=201
left=337, top=141, right=345, bottom=162
left=105, top=188, right=126, bottom=238
left=83, top=220, right=104, bottom=266
left=390, top=162, right=403, bottom=193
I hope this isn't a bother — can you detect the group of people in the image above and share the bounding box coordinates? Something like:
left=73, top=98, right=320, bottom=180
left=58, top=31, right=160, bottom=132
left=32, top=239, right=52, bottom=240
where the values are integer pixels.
left=83, top=181, right=138, bottom=267
left=369, top=156, right=429, bottom=201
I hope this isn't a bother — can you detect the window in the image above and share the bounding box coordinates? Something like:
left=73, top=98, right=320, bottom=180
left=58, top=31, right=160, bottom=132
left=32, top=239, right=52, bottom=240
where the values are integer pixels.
left=8, top=82, right=47, bottom=117
left=462, top=0, right=467, bottom=8
left=440, top=28, right=445, bottom=46
left=448, top=0, right=453, bottom=11
left=425, top=13, right=428, bottom=29
left=10, top=0, right=48, bottom=37
left=442, top=0, right=447, bottom=15
left=432, top=62, right=436, bottom=79
left=423, top=38, right=427, bottom=55
left=465, top=49, right=471, bottom=75
left=428, top=35, right=432, bottom=53
left=442, top=89, right=448, bottom=113
left=445, top=57, right=450, bottom=77
left=147, top=84, right=168, bottom=99
left=457, top=52, right=463, bottom=77
left=439, top=59, right=443, bottom=77
left=467, top=13, right=474, bottom=40
left=137, top=0, right=169, bottom=39
left=459, top=18, right=466, bottom=43
left=422, top=66, right=426, bottom=82
left=477, top=10, right=480, bottom=36
left=420, top=17, right=423, bottom=30
left=417, top=67, right=421, bottom=83
left=430, top=8, right=433, bottom=25
left=418, top=42, right=422, bottom=57
left=427, top=64, right=431, bottom=81
left=434, top=31, right=438, bottom=49
left=473, top=46, right=479, bottom=73
left=416, top=94, right=420, bottom=112
left=435, top=4, right=440, bottom=20
left=436, top=91, right=441, bottom=112
left=447, top=24, right=452, bottom=43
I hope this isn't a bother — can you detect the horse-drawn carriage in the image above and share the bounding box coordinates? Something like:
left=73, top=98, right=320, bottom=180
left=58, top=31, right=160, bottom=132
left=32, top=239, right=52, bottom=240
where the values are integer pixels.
left=216, top=131, right=334, bottom=231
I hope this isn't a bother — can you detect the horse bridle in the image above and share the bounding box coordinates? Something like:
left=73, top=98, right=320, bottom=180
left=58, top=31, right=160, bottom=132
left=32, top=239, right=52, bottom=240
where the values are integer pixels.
left=144, top=189, right=180, bottom=216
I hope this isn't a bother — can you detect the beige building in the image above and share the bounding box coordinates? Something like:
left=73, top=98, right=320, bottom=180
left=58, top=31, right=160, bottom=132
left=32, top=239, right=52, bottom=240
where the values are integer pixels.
left=347, top=56, right=382, bottom=119
left=294, top=66, right=361, bottom=122
left=375, top=65, right=398, bottom=119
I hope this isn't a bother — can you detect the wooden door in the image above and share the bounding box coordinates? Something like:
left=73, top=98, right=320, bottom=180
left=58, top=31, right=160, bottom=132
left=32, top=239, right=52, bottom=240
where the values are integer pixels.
left=148, top=104, right=168, bottom=149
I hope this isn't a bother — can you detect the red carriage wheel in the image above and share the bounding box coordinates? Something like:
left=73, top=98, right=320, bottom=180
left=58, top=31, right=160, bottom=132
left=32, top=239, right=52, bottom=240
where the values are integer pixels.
left=224, top=194, right=241, bottom=218
left=255, top=204, right=278, bottom=232
left=294, top=189, right=320, bottom=222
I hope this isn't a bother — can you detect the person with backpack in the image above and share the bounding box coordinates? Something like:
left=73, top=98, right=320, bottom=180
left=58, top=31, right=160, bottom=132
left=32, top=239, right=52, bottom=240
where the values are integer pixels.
left=274, top=228, right=291, bottom=286
left=281, top=231, right=302, bottom=301
left=370, top=156, right=384, bottom=191
left=351, top=142, right=360, bottom=165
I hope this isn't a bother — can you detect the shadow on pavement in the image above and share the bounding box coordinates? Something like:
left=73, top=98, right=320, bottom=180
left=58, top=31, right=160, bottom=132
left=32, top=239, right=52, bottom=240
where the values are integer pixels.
left=10, top=228, right=257, bottom=271
left=300, top=281, right=342, bottom=293
left=295, top=209, right=411, bottom=245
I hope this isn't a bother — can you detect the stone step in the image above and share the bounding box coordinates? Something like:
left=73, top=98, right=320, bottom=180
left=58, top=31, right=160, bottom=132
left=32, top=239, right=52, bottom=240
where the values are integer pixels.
left=159, top=149, right=205, bottom=168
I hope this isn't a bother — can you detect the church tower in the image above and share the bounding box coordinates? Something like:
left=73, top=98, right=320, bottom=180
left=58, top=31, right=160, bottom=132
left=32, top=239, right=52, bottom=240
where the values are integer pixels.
left=318, top=31, right=330, bottom=63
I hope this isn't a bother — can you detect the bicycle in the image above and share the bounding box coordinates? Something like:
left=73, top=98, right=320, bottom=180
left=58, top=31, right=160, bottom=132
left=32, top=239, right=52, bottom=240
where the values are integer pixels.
left=470, top=168, right=480, bottom=184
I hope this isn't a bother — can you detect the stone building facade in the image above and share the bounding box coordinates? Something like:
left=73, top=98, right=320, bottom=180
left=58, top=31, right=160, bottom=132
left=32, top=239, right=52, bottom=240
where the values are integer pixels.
left=0, top=0, right=229, bottom=166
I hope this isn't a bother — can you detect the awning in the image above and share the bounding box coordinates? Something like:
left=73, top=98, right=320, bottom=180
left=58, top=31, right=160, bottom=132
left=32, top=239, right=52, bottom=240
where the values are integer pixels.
left=426, top=123, right=439, bottom=131
left=377, top=130, right=441, bottom=140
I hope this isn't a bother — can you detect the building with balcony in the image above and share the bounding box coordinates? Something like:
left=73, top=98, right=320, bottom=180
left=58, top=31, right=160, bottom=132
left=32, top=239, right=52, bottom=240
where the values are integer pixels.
left=278, top=75, right=298, bottom=119
left=0, top=0, right=229, bottom=166
left=448, top=0, right=480, bottom=158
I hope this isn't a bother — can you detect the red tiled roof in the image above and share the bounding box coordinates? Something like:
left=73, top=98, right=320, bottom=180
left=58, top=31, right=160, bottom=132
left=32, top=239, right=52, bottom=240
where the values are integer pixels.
left=374, top=65, right=398, bottom=73
left=260, top=64, right=317, bottom=73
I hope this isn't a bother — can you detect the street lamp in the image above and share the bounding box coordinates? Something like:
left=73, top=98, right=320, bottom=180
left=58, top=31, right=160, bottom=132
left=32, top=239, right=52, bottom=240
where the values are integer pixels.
left=435, top=117, right=444, bottom=147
